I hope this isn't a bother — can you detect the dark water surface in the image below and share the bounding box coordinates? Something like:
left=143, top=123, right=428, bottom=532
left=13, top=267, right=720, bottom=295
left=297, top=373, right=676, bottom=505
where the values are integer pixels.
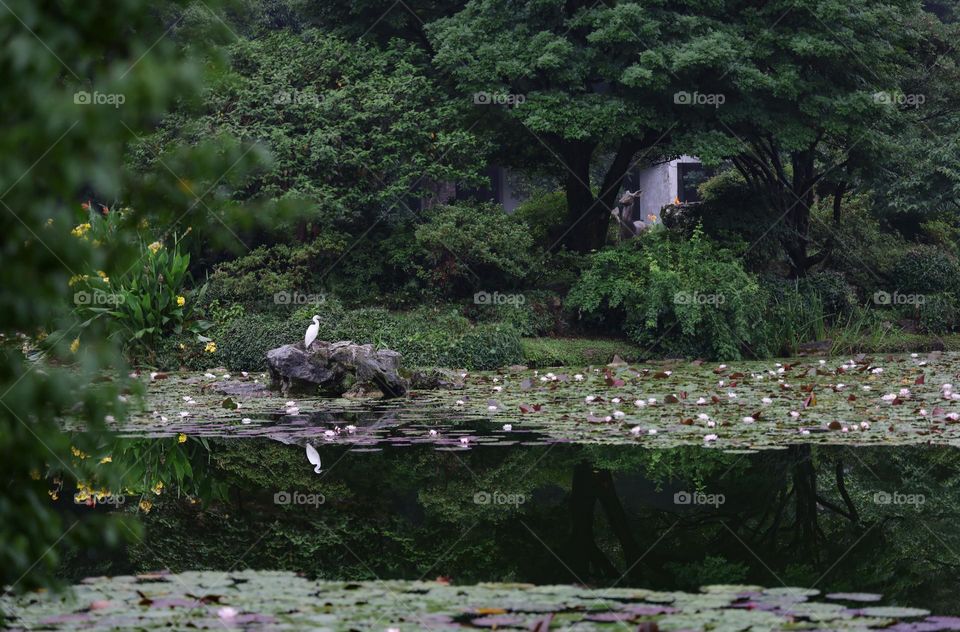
left=58, top=437, right=960, bottom=614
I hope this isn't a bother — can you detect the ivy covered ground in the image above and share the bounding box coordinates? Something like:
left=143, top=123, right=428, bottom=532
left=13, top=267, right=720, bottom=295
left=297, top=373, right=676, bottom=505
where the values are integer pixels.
left=2, top=571, right=951, bottom=631
left=113, top=352, right=960, bottom=450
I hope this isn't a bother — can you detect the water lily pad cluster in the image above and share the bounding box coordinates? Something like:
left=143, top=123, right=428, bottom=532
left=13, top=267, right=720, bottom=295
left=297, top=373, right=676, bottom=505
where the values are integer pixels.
left=2, top=572, right=952, bottom=630
left=108, top=353, right=960, bottom=450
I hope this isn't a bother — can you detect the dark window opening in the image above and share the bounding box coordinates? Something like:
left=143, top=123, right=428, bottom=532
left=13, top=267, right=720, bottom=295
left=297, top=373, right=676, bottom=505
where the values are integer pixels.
left=677, top=162, right=712, bottom=203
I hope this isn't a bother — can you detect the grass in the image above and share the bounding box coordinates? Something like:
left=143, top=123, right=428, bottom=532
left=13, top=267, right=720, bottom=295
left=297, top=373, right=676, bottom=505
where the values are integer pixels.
left=521, top=337, right=645, bottom=368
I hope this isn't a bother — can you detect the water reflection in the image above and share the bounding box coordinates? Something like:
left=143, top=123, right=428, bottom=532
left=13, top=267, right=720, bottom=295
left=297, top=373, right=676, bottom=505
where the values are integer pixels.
left=59, top=439, right=960, bottom=614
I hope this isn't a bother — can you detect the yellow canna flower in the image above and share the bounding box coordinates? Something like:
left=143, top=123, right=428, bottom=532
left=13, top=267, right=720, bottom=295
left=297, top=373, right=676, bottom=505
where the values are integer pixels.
left=138, top=499, right=153, bottom=513
left=99, top=456, right=112, bottom=464
left=70, top=446, right=87, bottom=459
left=147, top=241, right=162, bottom=254
left=152, top=481, right=164, bottom=495
left=204, top=341, right=217, bottom=353
left=70, top=338, right=80, bottom=354
left=71, top=223, right=91, bottom=238
left=176, top=296, right=185, bottom=307
left=177, top=433, right=187, bottom=444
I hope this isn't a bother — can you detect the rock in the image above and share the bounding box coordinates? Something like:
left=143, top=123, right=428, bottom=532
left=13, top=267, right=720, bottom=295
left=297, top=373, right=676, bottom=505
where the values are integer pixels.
left=407, top=368, right=465, bottom=390
left=206, top=381, right=272, bottom=398
left=266, top=340, right=407, bottom=398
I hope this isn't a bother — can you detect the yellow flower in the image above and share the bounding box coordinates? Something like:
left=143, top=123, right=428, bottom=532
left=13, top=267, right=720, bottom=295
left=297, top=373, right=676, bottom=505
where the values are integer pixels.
left=70, top=337, right=80, bottom=354
left=45, top=218, right=54, bottom=227
left=147, top=241, right=162, bottom=254
left=138, top=499, right=153, bottom=513
left=70, top=446, right=87, bottom=459
left=30, top=469, right=41, bottom=480
left=48, top=490, right=59, bottom=501
left=68, top=274, right=90, bottom=287
left=97, top=270, right=110, bottom=284
left=152, top=481, right=164, bottom=495
left=99, top=456, right=112, bottom=464
left=176, top=296, right=185, bottom=307
left=177, top=433, right=187, bottom=444
left=204, top=341, right=217, bottom=353
left=71, top=223, right=91, bottom=238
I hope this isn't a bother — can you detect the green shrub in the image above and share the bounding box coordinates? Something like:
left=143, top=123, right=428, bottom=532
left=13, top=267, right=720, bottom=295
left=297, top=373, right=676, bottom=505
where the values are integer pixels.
left=412, top=202, right=538, bottom=296
left=212, top=313, right=305, bottom=371
left=210, top=305, right=522, bottom=371
left=567, top=227, right=767, bottom=360
left=895, top=245, right=960, bottom=295
left=797, top=271, right=857, bottom=320
left=917, top=293, right=959, bottom=334
left=521, top=337, right=644, bottom=368
left=465, top=289, right=563, bottom=336
left=758, top=279, right=829, bottom=355
left=512, top=190, right=567, bottom=245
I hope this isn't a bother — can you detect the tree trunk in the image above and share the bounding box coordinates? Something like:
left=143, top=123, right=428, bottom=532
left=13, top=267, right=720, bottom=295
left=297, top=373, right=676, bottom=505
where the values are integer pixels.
left=561, top=141, right=602, bottom=253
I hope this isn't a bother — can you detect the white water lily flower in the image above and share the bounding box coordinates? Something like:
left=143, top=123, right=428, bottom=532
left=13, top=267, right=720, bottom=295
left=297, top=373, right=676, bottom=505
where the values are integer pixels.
left=742, top=416, right=755, bottom=423
left=947, top=413, right=960, bottom=422
left=323, top=430, right=335, bottom=438
left=634, top=399, right=646, bottom=408
left=860, top=421, right=870, bottom=430
left=871, top=367, right=883, bottom=374
left=503, top=424, right=512, bottom=431
left=346, top=425, right=356, bottom=433
left=718, top=380, right=725, bottom=387
left=697, top=413, right=710, bottom=421
left=574, top=374, right=584, bottom=381
left=487, top=405, right=498, bottom=411
left=648, top=428, right=657, bottom=435
left=862, top=386, right=872, bottom=391
left=585, top=395, right=597, bottom=403
left=800, top=429, right=810, bottom=436
left=920, top=408, right=928, bottom=416
left=647, top=397, right=656, bottom=404
left=149, top=372, right=158, bottom=380
left=707, top=420, right=716, bottom=428
left=460, top=437, right=470, bottom=445
left=204, top=373, right=216, bottom=378
left=911, top=353, right=919, bottom=358
left=664, top=370, right=672, bottom=376
left=881, top=393, right=897, bottom=402
left=790, top=411, right=800, bottom=418
left=456, top=400, right=464, bottom=406
left=493, top=386, right=503, bottom=392
left=613, top=410, right=625, bottom=419
left=696, top=397, right=707, bottom=405
left=727, top=392, right=737, bottom=399
left=819, top=359, right=826, bottom=365
left=630, top=426, right=642, bottom=436
left=493, top=377, right=500, bottom=382
left=242, top=371, right=249, bottom=377
left=105, top=415, right=115, bottom=423
left=218, top=607, right=237, bottom=620
left=761, top=397, right=772, bottom=405
left=242, top=418, right=252, bottom=424
left=429, top=429, right=438, bottom=436
left=179, top=411, right=189, bottom=417
left=160, top=416, right=168, bottom=422
left=899, top=388, right=911, bottom=397
left=836, top=384, right=845, bottom=390
left=719, top=364, right=727, bottom=370
left=612, top=397, right=622, bottom=404
left=704, top=434, right=718, bottom=442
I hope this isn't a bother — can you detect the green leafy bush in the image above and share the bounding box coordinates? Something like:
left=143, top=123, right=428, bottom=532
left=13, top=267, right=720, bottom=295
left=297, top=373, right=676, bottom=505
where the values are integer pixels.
left=797, top=271, right=857, bottom=320
left=895, top=245, right=960, bottom=295
left=917, top=293, right=959, bottom=334
left=412, top=202, right=538, bottom=296
left=567, top=227, right=767, bottom=360
left=465, top=289, right=564, bottom=336
left=73, top=231, right=211, bottom=362
left=210, top=305, right=522, bottom=371
left=512, top=190, right=567, bottom=245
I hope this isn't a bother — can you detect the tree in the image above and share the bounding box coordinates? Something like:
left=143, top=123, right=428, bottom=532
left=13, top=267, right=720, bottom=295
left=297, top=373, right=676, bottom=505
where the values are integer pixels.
left=696, top=0, right=928, bottom=276
left=427, top=0, right=735, bottom=253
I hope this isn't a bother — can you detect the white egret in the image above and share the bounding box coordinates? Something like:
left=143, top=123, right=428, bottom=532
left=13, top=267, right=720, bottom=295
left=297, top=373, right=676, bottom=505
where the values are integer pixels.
left=305, top=443, right=322, bottom=473
left=304, top=315, right=321, bottom=349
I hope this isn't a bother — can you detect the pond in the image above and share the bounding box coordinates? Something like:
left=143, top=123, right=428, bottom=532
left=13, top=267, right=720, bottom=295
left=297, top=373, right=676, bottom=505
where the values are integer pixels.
left=7, top=353, right=960, bottom=629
